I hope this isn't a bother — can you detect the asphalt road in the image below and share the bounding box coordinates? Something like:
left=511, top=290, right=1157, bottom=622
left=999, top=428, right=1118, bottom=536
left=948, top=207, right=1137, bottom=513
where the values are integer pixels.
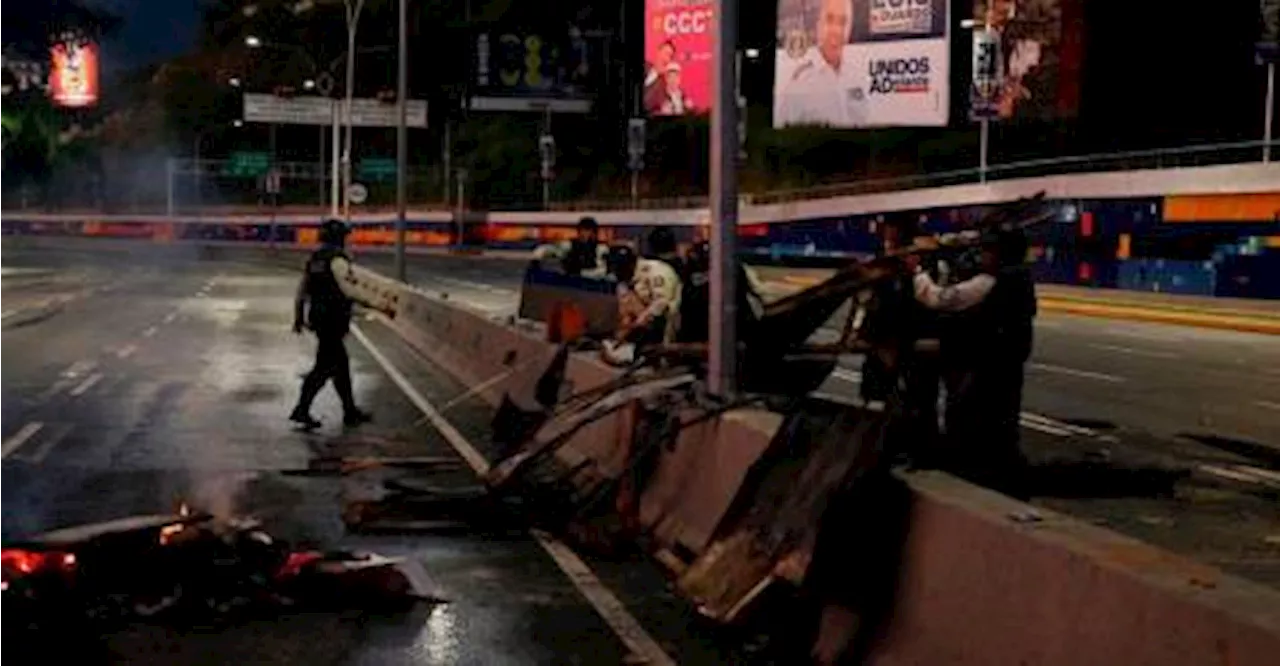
left=3, top=239, right=1277, bottom=664
left=0, top=243, right=725, bottom=664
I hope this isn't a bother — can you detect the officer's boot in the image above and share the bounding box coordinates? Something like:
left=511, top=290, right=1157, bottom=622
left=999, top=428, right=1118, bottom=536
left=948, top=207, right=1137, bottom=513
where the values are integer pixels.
left=290, top=374, right=324, bottom=429
left=333, top=363, right=372, bottom=427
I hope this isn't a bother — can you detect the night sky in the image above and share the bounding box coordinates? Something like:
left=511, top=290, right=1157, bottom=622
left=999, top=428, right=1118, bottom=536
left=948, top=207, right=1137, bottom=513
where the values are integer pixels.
left=88, top=0, right=198, bottom=77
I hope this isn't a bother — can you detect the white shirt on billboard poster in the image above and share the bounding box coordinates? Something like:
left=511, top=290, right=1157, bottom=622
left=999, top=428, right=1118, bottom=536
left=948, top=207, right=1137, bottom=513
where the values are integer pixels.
left=776, top=47, right=865, bottom=127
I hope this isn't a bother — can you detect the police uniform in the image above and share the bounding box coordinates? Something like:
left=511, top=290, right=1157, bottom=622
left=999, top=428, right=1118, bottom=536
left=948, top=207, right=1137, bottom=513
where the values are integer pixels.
left=619, top=257, right=682, bottom=345
left=290, top=220, right=373, bottom=429
left=912, top=231, right=1036, bottom=493
left=533, top=239, right=610, bottom=278
left=775, top=48, right=866, bottom=127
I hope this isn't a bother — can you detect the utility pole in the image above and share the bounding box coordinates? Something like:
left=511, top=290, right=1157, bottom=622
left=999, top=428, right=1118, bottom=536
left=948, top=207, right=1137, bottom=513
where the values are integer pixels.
left=709, top=0, right=739, bottom=397
left=395, top=0, right=408, bottom=281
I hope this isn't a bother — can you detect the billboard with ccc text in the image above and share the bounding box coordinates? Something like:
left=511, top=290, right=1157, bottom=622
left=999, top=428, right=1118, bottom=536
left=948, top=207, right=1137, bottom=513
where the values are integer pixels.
left=644, top=0, right=714, bottom=117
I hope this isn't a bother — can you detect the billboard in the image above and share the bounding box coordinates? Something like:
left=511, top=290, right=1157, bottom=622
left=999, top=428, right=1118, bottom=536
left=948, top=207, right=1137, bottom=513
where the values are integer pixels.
left=471, top=26, right=605, bottom=113
left=1260, top=0, right=1280, bottom=63
left=968, top=0, right=1083, bottom=121
left=773, top=0, right=950, bottom=128
left=643, top=0, right=714, bottom=116
left=48, top=40, right=99, bottom=108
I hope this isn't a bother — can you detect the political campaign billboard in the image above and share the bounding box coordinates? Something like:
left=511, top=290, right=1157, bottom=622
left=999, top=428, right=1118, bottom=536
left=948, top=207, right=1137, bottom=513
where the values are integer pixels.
left=643, top=0, right=715, bottom=117
left=968, top=0, right=1083, bottom=121
left=774, top=0, right=950, bottom=128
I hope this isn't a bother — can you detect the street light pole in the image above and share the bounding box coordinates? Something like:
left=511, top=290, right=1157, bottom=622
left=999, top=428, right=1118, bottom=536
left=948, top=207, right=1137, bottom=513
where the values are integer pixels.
left=341, top=0, right=367, bottom=223
left=709, top=0, right=739, bottom=397
left=395, top=0, right=408, bottom=281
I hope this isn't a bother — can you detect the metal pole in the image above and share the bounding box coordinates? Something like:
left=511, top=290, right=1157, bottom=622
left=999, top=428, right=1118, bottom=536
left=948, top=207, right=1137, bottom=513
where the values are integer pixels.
left=319, top=125, right=326, bottom=208
left=443, top=121, right=452, bottom=206
left=630, top=170, right=639, bottom=207
left=394, top=0, right=408, bottom=282
left=331, top=104, right=340, bottom=217
left=979, top=118, right=990, bottom=182
left=342, top=0, right=366, bottom=223
left=455, top=170, right=466, bottom=247
left=709, top=0, right=739, bottom=397
left=268, top=123, right=278, bottom=247
left=1265, top=61, right=1276, bottom=164
left=166, top=158, right=175, bottom=216
left=192, top=133, right=201, bottom=217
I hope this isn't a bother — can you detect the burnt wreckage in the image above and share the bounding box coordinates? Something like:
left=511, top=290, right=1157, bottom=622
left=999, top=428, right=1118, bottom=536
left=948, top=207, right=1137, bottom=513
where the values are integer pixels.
left=487, top=195, right=1056, bottom=624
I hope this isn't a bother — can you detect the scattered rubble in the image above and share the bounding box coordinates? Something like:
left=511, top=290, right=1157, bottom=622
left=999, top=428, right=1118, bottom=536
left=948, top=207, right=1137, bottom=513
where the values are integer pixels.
left=2, top=507, right=445, bottom=639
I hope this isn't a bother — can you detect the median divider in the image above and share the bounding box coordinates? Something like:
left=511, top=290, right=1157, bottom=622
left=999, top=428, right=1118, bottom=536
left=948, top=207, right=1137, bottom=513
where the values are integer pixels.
left=341, top=262, right=1280, bottom=666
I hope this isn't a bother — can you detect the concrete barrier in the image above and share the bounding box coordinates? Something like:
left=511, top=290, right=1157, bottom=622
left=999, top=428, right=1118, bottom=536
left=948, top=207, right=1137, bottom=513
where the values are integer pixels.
left=339, top=262, right=1280, bottom=665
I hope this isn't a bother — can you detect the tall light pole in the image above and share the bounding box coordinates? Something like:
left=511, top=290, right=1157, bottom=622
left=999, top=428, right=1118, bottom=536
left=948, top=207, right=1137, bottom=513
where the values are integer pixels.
left=709, top=0, right=739, bottom=397
left=395, top=0, right=408, bottom=281
left=341, top=0, right=367, bottom=223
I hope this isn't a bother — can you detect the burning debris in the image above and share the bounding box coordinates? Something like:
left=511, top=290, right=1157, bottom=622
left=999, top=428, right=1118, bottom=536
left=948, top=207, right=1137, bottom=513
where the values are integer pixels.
left=2, top=506, right=445, bottom=638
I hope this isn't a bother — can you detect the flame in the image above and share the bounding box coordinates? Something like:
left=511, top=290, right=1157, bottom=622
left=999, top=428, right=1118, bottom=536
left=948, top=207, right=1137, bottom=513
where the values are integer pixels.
left=158, top=523, right=184, bottom=546
left=178, top=503, right=191, bottom=517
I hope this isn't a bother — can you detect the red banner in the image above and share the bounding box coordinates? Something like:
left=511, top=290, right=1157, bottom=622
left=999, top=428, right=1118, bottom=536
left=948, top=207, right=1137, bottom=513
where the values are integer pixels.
left=644, top=0, right=714, bottom=117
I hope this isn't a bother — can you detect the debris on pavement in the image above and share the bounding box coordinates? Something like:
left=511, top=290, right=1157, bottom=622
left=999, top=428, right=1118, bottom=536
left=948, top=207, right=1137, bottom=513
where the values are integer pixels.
left=2, top=506, right=446, bottom=637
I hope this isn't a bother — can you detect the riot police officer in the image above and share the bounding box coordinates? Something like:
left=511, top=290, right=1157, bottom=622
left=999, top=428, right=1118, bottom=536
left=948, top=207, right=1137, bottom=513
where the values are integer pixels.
left=289, top=218, right=375, bottom=429
left=909, top=226, right=1036, bottom=493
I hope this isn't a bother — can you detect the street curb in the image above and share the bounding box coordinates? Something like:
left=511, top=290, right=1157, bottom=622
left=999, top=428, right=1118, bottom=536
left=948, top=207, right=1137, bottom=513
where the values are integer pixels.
left=1040, top=300, right=1280, bottom=336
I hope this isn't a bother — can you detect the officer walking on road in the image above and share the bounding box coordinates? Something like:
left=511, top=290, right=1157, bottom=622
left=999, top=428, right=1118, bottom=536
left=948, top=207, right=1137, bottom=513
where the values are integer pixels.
left=908, top=225, right=1036, bottom=494
left=289, top=218, right=377, bottom=430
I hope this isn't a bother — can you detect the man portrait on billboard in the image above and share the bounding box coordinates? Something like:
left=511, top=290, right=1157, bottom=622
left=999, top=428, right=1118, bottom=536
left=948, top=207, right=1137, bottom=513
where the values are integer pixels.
left=979, top=0, right=1055, bottom=120
left=644, top=40, right=677, bottom=114
left=775, top=0, right=866, bottom=127
left=658, top=64, right=694, bottom=114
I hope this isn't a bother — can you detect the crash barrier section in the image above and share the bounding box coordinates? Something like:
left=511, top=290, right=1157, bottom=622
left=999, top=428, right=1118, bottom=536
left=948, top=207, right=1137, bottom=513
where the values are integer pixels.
left=336, top=261, right=1280, bottom=665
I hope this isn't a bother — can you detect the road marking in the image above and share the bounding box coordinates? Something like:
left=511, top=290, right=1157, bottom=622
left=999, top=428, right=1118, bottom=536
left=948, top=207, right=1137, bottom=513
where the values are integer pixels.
left=1019, top=419, right=1074, bottom=437
left=163, top=312, right=177, bottom=324
left=3, top=422, right=44, bottom=459
left=1200, top=464, right=1280, bottom=488
left=1029, top=362, right=1126, bottom=383
left=1102, top=327, right=1185, bottom=343
left=62, top=360, right=97, bottom=378
left=1086, top=343, right=1176, bottom=359
left=69, top=372, right=104, bottom=397
left=117, top=344, right=138, bottom=359
left=351, top=323, right=675, bottom=666
left=1254, top=400, right=1280, bottom=412
left=1033, top=319, right=1064, bottom=329
left=1020, top=412, right=1099, bottom=437
left=831, top=368, right=862, bottom=384
left=23, top=423, right=73, bottom=464
left=142, top=325, right=159, bottom=338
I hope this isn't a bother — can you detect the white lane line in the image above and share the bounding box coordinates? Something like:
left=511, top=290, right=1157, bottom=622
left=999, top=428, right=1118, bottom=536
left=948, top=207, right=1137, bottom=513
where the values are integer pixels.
left=142, top=326, right=159, bottom=338
left=1019, top=419, right=1074, bottom=437
left=1200, top=464, right=1280, bottom=488
left=69, top=372, right=104, bottom=397
left=830, top=368, right=862, bottom=384
left=24, top=424, right=73, bottom=464
left=1240, top=465, right=1280, bottom=485
left=163, top=312, right=177, bottom=324
left=117, top=344, right=138, bottom=359
left=3, top=422, right=45, bottom=459
left=350, top=324, right=676, bottom=666
left=1020, top=412, right=1099, bottom=437
left=1254, top=400, right=1280, bottom=412
left=1029, top=362, right=1126, bottom=383
left=1102, top=327, right=1186, bottom=344
left=62, top=359, right=98, bottom=378
left=1086, top=343, right=1176, bottom=360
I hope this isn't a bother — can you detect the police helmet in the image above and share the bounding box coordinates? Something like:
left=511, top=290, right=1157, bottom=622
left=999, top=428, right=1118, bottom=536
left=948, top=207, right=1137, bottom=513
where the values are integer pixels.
left=686, top=240, right=711, bottom=273
left=577, top=217, right=599, bottom=233
left=320, top=218, right=351, bottom=245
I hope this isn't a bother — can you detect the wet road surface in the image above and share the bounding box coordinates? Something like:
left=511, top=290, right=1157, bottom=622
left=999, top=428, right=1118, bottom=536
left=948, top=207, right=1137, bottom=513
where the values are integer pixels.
left=0, top=244, right=695, bottom=664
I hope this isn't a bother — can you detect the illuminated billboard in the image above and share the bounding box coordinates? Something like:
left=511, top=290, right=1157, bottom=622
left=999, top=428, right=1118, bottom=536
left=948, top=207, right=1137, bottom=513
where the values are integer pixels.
left=471, top=27, right=605, bottom=113
left=774, top=0, right=950, bottom=128
left=643, top=0, right=714, bottom=116
left=49, top=41, right=99, bottom=108
left=969, top=0, right=1083, bottom=121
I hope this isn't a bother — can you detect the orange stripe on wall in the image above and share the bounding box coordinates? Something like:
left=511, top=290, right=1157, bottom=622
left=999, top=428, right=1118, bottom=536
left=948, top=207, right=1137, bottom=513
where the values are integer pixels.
left=1164, top=193, right=1280, bottom=222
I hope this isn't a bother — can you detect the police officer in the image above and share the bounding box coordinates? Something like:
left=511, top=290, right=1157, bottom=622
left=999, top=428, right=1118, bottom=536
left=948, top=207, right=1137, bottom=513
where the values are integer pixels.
left=775, top=0, right=865, bottom=127
left=289, top=219, right=377, bottom=429
left=908, top=226, right=1036, bottom=493
left=675, top=239, right=767, bottom=345
left=616, top=228, right=683, bottom=347
left=532, top=216, right=609, bottom=278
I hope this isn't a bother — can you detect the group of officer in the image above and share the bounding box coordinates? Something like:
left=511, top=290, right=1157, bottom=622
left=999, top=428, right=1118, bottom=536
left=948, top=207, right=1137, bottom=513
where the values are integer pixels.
left=859, top=215, right=1037, bottom=493
left=533, top=216, right=767, bottom=354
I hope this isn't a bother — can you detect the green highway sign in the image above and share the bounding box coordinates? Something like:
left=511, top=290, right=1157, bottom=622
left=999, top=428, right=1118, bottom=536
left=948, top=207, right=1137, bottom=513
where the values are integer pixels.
left=358, top=157, right=396, bottom=182
left=222, top=151, right=270, bottom=177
